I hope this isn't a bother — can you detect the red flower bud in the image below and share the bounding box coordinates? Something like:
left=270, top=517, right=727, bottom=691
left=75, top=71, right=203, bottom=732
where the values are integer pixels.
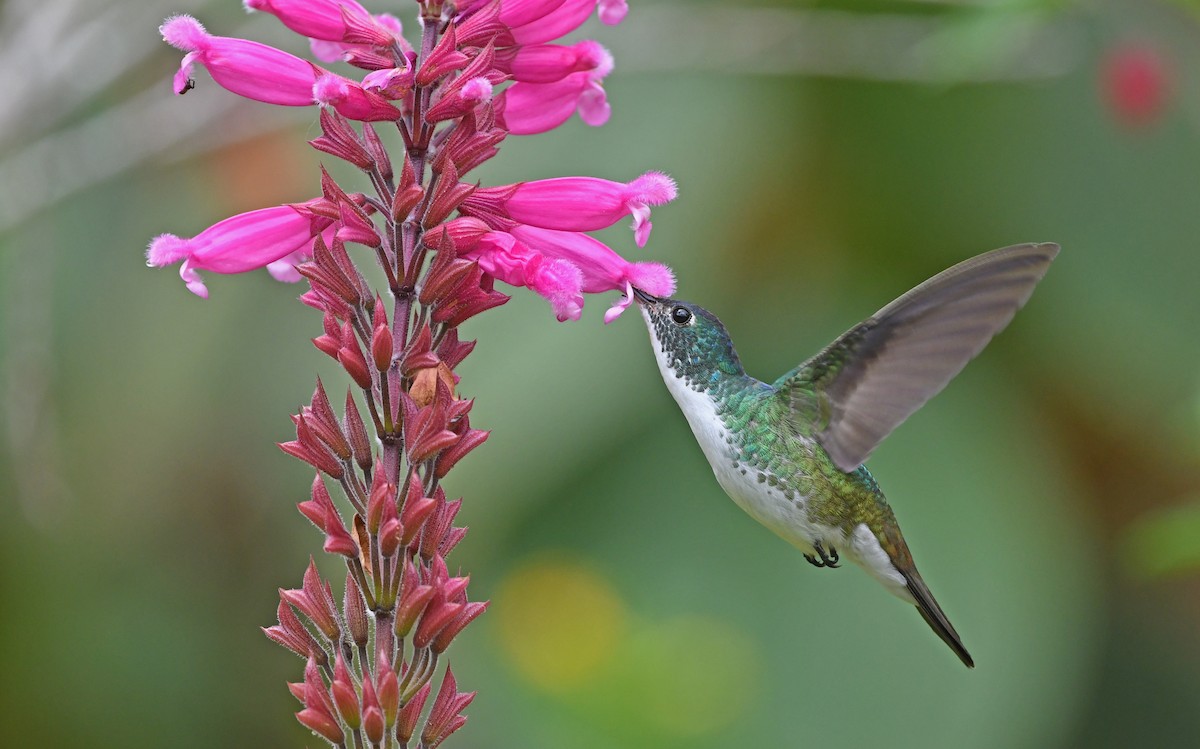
left=422, top=667, right=475, bottom=748
left=331, top=654, right=361, bottom=729
left=344, top=572, right=369, bottom=649
left=343, top=390, right=373, bottom=472
left=396, top=682, right=430, bottom=743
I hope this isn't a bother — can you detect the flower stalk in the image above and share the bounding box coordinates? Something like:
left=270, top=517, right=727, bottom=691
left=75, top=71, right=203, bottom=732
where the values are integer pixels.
left=150, top=0, right=676, bottom=745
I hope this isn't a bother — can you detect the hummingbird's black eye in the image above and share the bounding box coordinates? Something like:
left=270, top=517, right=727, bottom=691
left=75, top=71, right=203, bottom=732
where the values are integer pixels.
left=671, top=306, right=692, bottom=325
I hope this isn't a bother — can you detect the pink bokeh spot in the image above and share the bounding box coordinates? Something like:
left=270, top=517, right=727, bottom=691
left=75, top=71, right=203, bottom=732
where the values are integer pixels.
left=1102, top=42, right=1172, bottom=130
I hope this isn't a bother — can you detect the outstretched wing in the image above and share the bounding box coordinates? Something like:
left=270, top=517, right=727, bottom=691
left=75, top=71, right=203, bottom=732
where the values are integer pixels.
left=774, top=243, right=1059, bottom=472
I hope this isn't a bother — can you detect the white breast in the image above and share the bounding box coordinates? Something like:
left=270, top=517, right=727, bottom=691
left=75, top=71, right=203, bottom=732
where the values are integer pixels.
left=640, top=310, right=914, bottom=601
left=641, top=309, right=837, bottom=556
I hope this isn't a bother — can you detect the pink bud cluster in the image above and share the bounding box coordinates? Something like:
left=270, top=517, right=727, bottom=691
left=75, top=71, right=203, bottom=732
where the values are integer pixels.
left=149, top=1, right=677, bottom=745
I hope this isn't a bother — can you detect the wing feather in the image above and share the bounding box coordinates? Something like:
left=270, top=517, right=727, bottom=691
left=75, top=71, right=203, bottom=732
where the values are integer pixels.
left=774, top=243, right=1059, bottom=472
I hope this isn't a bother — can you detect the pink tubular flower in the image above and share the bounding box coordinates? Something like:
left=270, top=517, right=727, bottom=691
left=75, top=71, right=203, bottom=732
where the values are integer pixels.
left=463, top=171, right=676, bottom=247
left=147, top=205, right=320, bottom=298
left=496, top=52, right=613, bottom=135
left=267, top=248, right=312, bottom=283
left=243, top=0, right=393, bottom=45
left=495, top=40, right=608, bottom=83
left=466, top=232, right=584, bottom=321
left=458, top=0, right=565, bottom=29
left=460, top=226, right=673, bottom=322
left=506, top=0, right=625, bottom=45
left=161, top=14, right=320, bottom=104
left=309, top=13, right=407, bottom=63
left=162, top=14, right=400, bottom=121
left=512, top=225, right=674, bottom=322
left=243, top=0, right=357, bottom=39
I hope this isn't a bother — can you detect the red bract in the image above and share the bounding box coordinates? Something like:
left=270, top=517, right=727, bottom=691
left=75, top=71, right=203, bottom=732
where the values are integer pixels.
left=151, top=0, right=676, bottom=745
left=422, top=667, right=476, bottom=749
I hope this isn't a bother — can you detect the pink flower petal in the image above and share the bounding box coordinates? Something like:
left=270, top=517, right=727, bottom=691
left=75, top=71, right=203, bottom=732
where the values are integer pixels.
left=148, top=205, right=322, bottom=296
left=160, top=14, right=320, bottom=106
left=498, top=58, right=613, bottom=135
left=508, top=0, right=596, bottom=45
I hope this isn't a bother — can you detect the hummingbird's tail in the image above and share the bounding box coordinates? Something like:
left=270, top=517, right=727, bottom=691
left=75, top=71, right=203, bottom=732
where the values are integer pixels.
left=903, top=569, right=974, bottom=668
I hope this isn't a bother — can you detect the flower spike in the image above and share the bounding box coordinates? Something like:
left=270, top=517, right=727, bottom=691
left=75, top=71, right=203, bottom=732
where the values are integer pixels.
left=155, top=4, right=677, bottom=746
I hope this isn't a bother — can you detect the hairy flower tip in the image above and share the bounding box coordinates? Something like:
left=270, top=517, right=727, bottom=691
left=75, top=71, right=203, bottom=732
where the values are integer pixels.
left=146, top=234, right=189, bottom=266
left=534, top=258, right=584, bottom=321
left=159, top=14, right=207, bottom=50
left=628, top=170, right=676, bottom=205
left=590, top=42, right=615, bottom=78
left=462, top=76, right=495, bottom=101
left=628, top=261, right=674, bottom=297
left=313, top=74, right=351, bottom=104
left=604, top=262, right=675, bottom=323
left=425, top=76, right=495, bottom=123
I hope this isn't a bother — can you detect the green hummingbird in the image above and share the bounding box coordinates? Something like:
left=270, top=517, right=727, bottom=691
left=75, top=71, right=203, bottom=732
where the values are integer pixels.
left=633, top=242, right=1059, bottom=668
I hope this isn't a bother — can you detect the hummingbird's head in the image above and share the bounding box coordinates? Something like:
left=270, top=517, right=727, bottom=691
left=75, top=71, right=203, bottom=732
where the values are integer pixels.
left=633, top=288, right=745, bottom=390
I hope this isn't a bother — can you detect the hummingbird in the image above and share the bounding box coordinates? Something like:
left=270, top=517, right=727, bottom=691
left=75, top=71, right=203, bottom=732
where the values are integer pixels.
left=633, top=242, right=1059, bottom=668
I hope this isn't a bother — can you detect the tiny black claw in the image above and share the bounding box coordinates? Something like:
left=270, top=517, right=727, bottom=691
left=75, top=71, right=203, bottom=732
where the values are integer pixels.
left=803, top=553, right=825, bottom=568
left=814, top=541, right=841, bottom=569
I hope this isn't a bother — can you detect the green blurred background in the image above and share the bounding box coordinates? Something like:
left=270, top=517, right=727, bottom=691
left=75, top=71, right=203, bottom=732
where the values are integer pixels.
left=2, top=0, right=1199, bottom=746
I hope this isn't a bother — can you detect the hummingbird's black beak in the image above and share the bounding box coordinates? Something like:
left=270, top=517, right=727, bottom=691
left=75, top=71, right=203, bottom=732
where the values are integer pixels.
left=632, top=287, right=659, bottom=305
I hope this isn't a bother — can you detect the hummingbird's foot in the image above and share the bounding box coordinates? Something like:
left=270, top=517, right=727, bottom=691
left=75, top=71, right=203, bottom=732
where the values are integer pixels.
left=805, top=542, right=841, bottom=569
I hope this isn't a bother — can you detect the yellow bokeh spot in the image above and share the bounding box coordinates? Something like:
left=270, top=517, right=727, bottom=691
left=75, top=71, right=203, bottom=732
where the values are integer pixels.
left=494, top=554, right=628, bottom=693
left=628, top=615, right=762, bottom=738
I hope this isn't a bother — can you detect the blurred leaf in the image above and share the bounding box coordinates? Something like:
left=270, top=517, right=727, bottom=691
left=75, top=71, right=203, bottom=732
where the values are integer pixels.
left=1121, top=499, right=1200, bottom=578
